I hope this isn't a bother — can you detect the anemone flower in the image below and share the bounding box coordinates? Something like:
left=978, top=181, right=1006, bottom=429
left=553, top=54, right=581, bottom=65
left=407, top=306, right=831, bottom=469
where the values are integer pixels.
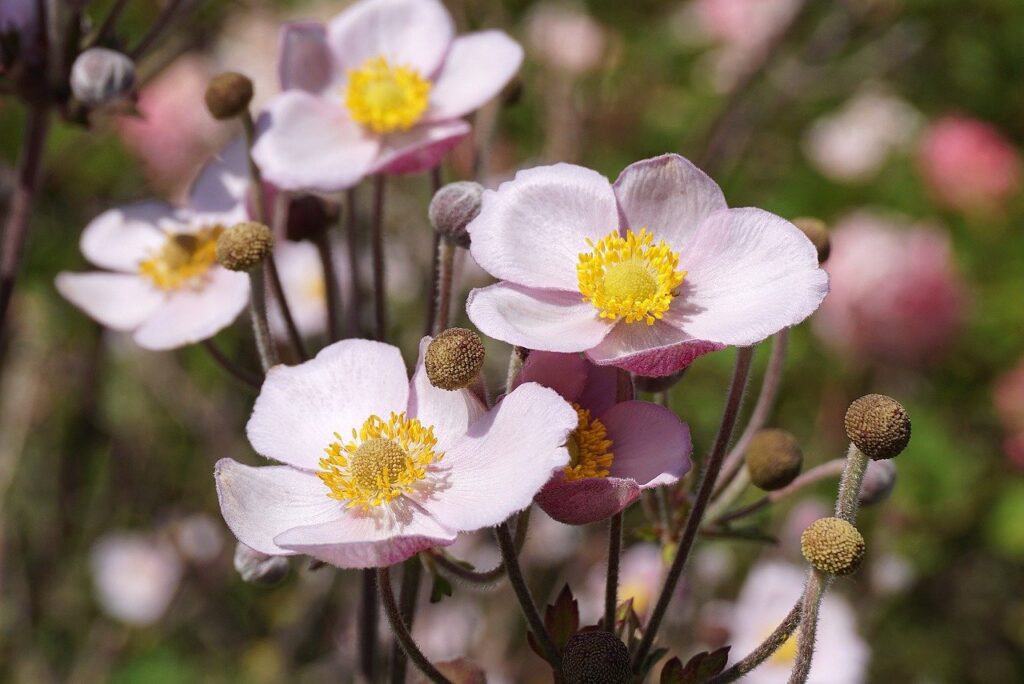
left=467, top=153, right=828, bottom=376
left=253, top=0, right=523, bottom=191
left=215, top=338, right=575, bottom=568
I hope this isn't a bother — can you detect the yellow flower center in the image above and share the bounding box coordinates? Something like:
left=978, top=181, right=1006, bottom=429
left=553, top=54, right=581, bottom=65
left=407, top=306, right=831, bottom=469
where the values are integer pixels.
left=345, top=55, right=431, bottom=134
left=577, top=228, right=687, bottom=325
left=138, top=226, right=223, bottom=291
left=318, top=412, right=443, bottom=510
left=564, top=404, right=614, bottom=481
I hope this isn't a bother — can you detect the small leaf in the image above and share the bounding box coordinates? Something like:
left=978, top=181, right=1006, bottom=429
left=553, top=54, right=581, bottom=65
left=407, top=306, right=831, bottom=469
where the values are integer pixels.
left=543, top=583, right=580, bottom=651
left=678, top=646, right=731, bottom=683
left=660, top=657, right=684, bottom=684
left=429, top=573, right=453, bottom=604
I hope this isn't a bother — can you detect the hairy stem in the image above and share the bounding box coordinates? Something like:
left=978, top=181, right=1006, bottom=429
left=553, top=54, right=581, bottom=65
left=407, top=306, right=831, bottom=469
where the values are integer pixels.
left=604, top=511, right=623, bottom=632
left=377, top=567, right=451, bottom=684
left=359, top=569, right=379, bottom=682
left=313, top=229, right=342, bottom=342
left=708, top=458, right=846, bottom=527
left=431, top=239, right=457, bottom=337
left=371, top=176, right=387, bottom=341
left=343, top=188, right=362, bottom=337
left=388, top=558, right=423, bottom=684
left=835, top=443, right=869, bottom=522
left=424, top=167, right=444, bottom=336
left=495, top=522, right=560, bottom=669
left=789, top=570, right=826, bottom=684
left=247, top=266, right=278, bottom=372
left=705, top=601, right=802, bottom=684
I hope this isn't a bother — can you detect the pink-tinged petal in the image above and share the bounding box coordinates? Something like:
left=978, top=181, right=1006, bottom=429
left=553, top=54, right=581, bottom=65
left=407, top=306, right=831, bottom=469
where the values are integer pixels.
left=132, top=268, right=249, bottom=350
left=467, top=282, right=611, bottom=353
left=613, top=154, right=727, bottom=252
left=252, top=92, right=379, bottom=192
left=603, top=401, right=691, bottom=488
left=273, top=505, right=457, bottom=569
left=586, top=318, right=725, bottom=376
left=81, top=201, right=180, bottom=273
left=515, top=351, right=587, bottom=402
left=468, top=163, right=619, bottom=290
left=246, top=339, right=409, bottom=471
left=187, top=137, right=249, bottom=227
left=408, top=337, right=487, bottom=452
left=214, top=459, right=342, bottom=556
left=279, top=22, right=333, bottom=93
left=420, top=383, right=576, bottom=532
left=327, top=0, right=453, bottom=76
left=55, top=272, right=164, bottom=331
left=535, top=475, right=640, bottom=525
left=424, top=31, right=523, bottom=122
left=676, top=208, right=829, bottom=346
left=371, top=119, right=470, bottom=175
left=577, top=362, right=622, bottom=417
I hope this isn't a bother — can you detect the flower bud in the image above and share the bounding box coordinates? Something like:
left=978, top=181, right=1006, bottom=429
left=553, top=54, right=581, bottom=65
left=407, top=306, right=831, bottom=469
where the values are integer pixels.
left=429, top=181, right=483, bottom=249
left=745, top=428, right=803, bottom=491
left=792, top=216, right=831, bottom=263
left=633, top=368, right=687, bottom=393
left=217, top=221, right=273, bottom=272
left=425, top=328, right=485, bottom=391
left=800, top=517, right=865, bottom=576
left=561, top=631, right=630, bottom=684
left=233, top=543, right=289, bottom=586
left=844, top=394, right=911, bottom=460
left=858, top=459, right=897, bottom=506
left=70, top=48, right=136, bottom=107
left=205, top=71, right=254, bottom=120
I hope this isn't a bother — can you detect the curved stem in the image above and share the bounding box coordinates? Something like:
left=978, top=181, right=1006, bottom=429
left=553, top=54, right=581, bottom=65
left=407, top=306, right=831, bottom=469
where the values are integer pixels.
left=313, top=229, right=342, bottom=342
left=200, top=340, right=259, bottom=390
left=388, top=558, right=423, bottom=684
left=495, top=522, right=560, bottom=669
left=631, top=346, right=755, bottom=673
left=789, top=570, right=826, bottom=684
left=377, top=567, right=452, bottom=684
left=129, top=0, right=186, bottom=59
left=835, top=443, right=869, bottom=522
left=708, top=458, right=846, bottom=527
left=428, top=508, right=530, bottom=586
left=247, top=266, right=278, bottom=372
left=706, top=600, right=802, bottom=684
left=604, top=511, right=623, bottom=631
left=371, top=176, right=387, bottom=341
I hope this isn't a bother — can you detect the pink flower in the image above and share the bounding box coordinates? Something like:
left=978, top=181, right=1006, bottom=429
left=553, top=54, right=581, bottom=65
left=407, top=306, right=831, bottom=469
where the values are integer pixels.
left=55, top=141, right=251, bottom=350
left=525, top=2, right=607, bottom=75
left=466, top=154, right=829, bottom=376
left=520, top=351, right=691, bottom=524
left=215, top=338, right=576, bottom=569
left=253, top=0, right=523, bottom=191
left=994, top=358, right=1024, bottom=470
left=917, top=116, right=1022, bottom=214
left=90, top=532, right=183, bottom=626
left=812, top=212, right=967, bottom=366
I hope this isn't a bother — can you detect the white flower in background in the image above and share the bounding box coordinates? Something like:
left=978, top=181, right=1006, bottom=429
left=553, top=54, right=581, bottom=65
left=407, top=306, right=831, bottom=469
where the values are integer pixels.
left=56, top=140, right=251, bottom=350
left=584, top=542, right=668, bottom=623
left=170, top=513, right=225, bottom=565
left=525, top=2, right=608, bottom=75
left=803, top=86, right=922, bottom=183
left=271, top=240, right=332, bottom=339
left=412, top=598, right=484, bottom=662
left=90, top=532, right=183, bottom=626
left=728, top=561, right=868, bottom=684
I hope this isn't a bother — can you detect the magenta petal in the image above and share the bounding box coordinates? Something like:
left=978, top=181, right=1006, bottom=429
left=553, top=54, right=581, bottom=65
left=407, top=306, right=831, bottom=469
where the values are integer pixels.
left=587, top=319, right=725, bottom=376
left=603, top=401, right=691, bottom=488
left=535, top=474, right=641, bottom=525
left=371, top=120, right=470, bottom=175
left=515, top=351, right=587, bottom=402
left=576, top=362, right=622, bottom=417
left=278, top=22, right=333, bottom=92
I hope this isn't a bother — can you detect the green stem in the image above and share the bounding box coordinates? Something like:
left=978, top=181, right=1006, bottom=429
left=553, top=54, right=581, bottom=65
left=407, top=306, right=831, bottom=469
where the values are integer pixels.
left=789, top=570, right=826, bottom=684
left=247, top=266, right=278, bottom=372
left=389, top=558, right=423, bottom=684
left=495, top=522, right=560, bottom=669
left=835, top=443, right=869, bottom=523
left=604, top=511, right=623, bottom=631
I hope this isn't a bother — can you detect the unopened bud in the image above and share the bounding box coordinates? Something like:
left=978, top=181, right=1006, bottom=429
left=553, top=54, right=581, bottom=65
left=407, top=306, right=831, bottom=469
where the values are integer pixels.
left=800, top=517, right=865, bottom=576
left=285, top=194, right=340, bottom=242
left=70, top=48, right=136, bottom=107
left=562, top=631, right=630, bottom=684
left=425, top=328, right=485, bottom=391
left=844, top=394, right=911, bottom=460
left=792, top=217, right=830, bottom=263
left=205, top=71, right=254, bottom=120
left=429, top=181, right=483, bottom=249
left=858, top=459, right=897, bottom=506
left=217, top=221, right=273, bottom=271
left=745, top=428, right=803, bottom=491
left=233, top=543, right=288, bottom=585
left=633, top=368, right=687, bottom=393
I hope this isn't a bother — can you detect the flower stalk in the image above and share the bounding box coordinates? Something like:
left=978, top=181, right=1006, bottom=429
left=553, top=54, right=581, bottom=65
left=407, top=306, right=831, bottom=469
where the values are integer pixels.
left=378, top=566, right=452, bottom=684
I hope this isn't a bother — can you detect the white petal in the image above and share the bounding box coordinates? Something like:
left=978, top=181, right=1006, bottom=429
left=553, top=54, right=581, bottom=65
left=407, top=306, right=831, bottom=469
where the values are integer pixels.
left=279, top=21, right=334, bottom=93
left=132, top=268, right=249, bottom=350
left=81, top=201, right=181, bottom=273
left=408, top=337, right=487, bottom=453
left=425, top=31, right=523, bottom=121
left=187, top=137, right=250, bottom=227
left=55, top=272, right=164, bottom=331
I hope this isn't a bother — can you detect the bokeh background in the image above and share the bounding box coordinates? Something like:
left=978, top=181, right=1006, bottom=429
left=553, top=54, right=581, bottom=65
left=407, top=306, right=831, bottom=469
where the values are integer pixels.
left=2, top=0, right=1024, bottom=682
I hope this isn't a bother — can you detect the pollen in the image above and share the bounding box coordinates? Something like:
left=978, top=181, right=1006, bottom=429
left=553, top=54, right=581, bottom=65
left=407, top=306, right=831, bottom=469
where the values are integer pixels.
left=577, top=228, right=686, bottom=325
left=317, top=412, right=442, bottom=510
left=345, top=56, right=431, bottom=134
left=139, top=226, right=223, bottom=291
left=563, top=404, right=615, bottom=481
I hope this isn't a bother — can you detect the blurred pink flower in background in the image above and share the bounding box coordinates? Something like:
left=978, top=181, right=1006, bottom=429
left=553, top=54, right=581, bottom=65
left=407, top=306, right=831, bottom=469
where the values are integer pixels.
left=525, top=2, right=607, bottom=75
left=117, top=55, right=223, bottom=198
left=91, top=532, right=183, bottom=626
left=812, top=212, right=967, bottom=366
left=994, top=358, right=1024, bottom=469
left=917, top=116, right=1022, bottom=214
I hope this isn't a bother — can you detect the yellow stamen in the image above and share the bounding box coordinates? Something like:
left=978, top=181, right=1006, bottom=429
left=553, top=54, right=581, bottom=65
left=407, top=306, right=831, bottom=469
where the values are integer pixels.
left=577, top=228, right=686, bottom=325
left=344, top=55, right=431, bottom=134
left=318, top=412, right=442, bottom=510
left=564, top=404, right=614, bottom=481
left=138, top=226, right=223, bottom=291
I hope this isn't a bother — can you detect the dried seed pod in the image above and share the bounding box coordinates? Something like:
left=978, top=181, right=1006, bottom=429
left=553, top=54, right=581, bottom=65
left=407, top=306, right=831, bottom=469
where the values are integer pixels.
left=845, top=394, right=911, bottom=460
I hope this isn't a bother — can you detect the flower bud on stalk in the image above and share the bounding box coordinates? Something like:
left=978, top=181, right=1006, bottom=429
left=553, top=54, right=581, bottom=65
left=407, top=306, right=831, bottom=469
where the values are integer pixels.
left=70, top=48, right=136, bottom=107
left=562, top=631, right=631, bottom=684
left=745, top=428, right=803, bottom=491
left=845, top=394, right=911, bottom=460
left=233, top=543, right=288, bottom=585
left=425, top=328, right=485, bottom=391
left=800, top=517, right=865, bottom=576
left=217, top=221, right=273, bottom=272
left=204, top=71, right=254, bottom=120
left=792, top=216, right=831, bottom=264
left=429, top=181, right=483, bottom=249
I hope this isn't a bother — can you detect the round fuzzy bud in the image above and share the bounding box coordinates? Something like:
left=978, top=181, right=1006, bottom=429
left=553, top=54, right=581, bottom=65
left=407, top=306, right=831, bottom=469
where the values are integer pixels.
left=858, top=459, right=897, bottom=506
left=633, top=368, right=687, bottom=393
left=792, top=217, right=831, bottom=263
left=844, top=394, right=911, bottom=460
left=429, top=181, right=483, bottom=249
left=217, top=221, right=273, bottom=271
left=205, top=71, right=254, bottom=120
left=233, top=543, right=288, bottom=585
left=800, top=517, right=865, bottom=576
left=425, top=328, right=485, bottom=391
left=285, top=194, right=340, bottom=242
left=561, top=631, right=631, bottom=684
left=70, top=48, right=136, bottom=107
left=745, top=428, right=803, bottom=491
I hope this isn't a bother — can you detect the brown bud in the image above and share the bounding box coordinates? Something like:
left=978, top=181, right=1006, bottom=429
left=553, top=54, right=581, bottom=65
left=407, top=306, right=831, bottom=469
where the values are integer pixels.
left=792, top=217, right=830, bottom=263
left=429, top=181, right=483, bottom=248
left=844, top=394, right=911, bottom=460
left=562, top=631, right=630, bottom=684
left=285, top=194, right=340, bottom=242
left=217, top=221, right=273, bottom=271
left=745, top=429, right=803, bottom=491
left=205, top=72, right=254, bottom=120
left=425, top=328, right=486, bottom=391
left=800, top=517, right=865, bottom=576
